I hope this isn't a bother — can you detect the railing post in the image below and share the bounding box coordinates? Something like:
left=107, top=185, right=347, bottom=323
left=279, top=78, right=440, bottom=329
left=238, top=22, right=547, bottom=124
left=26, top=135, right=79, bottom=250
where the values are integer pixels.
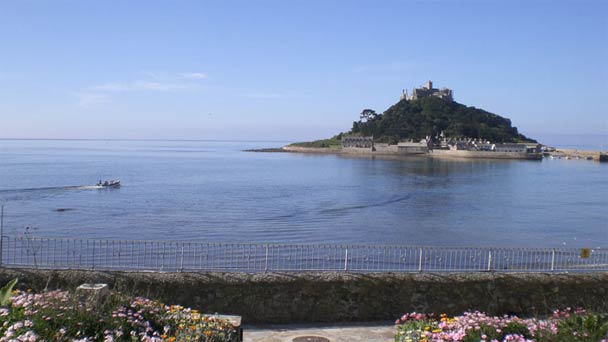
left=0, top=205, right=4, bottom=267
left=418, top=247, right=423, bottom=272
left=344, top=246, right=348, bottom=272
left=161, top=242, right=165, bottom=271
left=551, top=249, right=556, bottom=272
left=264, top=245, right=269, bottom=272
left=487, top=249, right=493, bottom=272
left=117, top=241, right=121, bottom=270
left=92, top=240, right=95, bottom=270
left=180, top=245, right=184, bottom=272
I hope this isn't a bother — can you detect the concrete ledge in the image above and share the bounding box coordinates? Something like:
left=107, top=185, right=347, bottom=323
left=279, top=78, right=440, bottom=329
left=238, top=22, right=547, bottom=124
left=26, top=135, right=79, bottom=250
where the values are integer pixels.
left=1, top=268, right=606, bottom=323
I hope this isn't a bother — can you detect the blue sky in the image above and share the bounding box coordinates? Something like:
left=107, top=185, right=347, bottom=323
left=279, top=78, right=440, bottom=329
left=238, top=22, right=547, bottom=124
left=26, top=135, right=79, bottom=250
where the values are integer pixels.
left=1, top=0, right=606, bottom=143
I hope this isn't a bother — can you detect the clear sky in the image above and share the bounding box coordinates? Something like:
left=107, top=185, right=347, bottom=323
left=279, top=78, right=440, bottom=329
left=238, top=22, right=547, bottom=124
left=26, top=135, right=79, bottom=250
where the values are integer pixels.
left=1, top=0, right=606, bottom=143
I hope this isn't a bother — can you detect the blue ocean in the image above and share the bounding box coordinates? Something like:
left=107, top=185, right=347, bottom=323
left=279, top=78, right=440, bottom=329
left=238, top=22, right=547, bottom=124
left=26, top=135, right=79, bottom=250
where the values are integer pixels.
left=0, top=139, right=606, bottom=248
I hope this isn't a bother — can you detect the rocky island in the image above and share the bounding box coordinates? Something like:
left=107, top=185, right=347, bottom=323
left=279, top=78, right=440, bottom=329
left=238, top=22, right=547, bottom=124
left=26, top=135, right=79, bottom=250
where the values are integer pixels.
left=284, top=81, right=543, bottom=160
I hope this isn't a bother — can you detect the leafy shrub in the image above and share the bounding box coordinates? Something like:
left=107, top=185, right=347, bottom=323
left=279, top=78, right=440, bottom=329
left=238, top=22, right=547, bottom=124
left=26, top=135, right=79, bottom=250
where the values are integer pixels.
left=462, top=324, right=503, bottom=342
left=394, top=312, right=441, bottom=342
left=0, top=289, right=238, bottom=341
left=502, top=322, right=533, bottom=338
left=556, top=313, right=608, bottom=342
left=0, top=278, right=17, bottom=306
left=394, top=309, right=608, bottom=342
left=290, top=136, right=342, bottom=148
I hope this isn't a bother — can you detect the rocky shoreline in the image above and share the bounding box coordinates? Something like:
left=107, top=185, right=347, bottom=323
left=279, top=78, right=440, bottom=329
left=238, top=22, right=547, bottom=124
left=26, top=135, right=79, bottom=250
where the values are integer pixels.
left=245, top=145, right=606, bottom=162
left=243, top=147, right=291, bottom=153
left=545, top=148, right=605, bottom=161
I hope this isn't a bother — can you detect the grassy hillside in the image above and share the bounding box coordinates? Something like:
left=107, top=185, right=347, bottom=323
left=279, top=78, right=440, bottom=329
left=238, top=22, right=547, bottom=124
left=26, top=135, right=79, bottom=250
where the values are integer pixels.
left=289, top=136, right=342, bottom=148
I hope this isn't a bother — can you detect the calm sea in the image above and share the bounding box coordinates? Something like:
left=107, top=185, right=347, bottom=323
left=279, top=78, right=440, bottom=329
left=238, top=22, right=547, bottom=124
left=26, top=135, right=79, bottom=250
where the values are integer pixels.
left=0, top=139, right=606, bottom=248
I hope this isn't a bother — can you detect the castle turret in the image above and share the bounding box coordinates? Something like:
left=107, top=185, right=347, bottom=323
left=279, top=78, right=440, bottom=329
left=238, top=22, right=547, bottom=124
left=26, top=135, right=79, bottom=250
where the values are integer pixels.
left=405, top=80, right=453, bottom=101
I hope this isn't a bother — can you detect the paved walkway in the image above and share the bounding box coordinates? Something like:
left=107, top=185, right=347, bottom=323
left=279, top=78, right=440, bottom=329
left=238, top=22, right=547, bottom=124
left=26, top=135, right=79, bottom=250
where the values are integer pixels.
left=243, top=322, right=395, bottom=342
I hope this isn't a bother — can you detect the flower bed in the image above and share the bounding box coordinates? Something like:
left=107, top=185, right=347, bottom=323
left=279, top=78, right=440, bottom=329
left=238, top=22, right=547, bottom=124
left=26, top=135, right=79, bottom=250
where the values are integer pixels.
left=0, top=289, right=238, bottom=341
left=395, top=309, right=608, bottom=342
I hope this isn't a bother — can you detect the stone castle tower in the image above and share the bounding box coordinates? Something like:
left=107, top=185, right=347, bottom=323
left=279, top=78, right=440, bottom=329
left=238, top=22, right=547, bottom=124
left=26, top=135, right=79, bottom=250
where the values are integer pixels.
left=401, top=80, right=453, bottom=101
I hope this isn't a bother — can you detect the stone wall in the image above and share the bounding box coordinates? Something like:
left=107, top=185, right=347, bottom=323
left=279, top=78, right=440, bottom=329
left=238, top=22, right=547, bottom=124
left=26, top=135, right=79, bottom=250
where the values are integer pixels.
left=282, top=145, right=540, bottom=160
left=430, top=149, right=541, bottom=160
left=1, top=268, right=606, bottom=324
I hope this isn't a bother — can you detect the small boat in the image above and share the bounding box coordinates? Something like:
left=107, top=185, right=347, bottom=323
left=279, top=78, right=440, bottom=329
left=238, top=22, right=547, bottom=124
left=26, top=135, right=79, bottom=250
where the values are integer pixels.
left=97, top=180, right=121, bottom=188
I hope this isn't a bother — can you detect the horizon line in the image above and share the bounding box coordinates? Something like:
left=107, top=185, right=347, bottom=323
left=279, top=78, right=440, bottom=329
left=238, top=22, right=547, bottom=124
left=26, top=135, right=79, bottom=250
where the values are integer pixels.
left=0, top=137, right=294, bottom=143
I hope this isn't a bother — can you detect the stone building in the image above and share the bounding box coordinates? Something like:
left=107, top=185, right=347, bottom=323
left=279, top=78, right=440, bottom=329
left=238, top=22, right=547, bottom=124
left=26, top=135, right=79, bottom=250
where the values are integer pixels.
left=400, top=80, right=453, bottom=101
left=397, top=141, right=428, bottom=154
left=341, top=136, right=374, bottom=149
left=440, top=138, right=530, bottom=152
left=493, top=144, right=528, bottom=153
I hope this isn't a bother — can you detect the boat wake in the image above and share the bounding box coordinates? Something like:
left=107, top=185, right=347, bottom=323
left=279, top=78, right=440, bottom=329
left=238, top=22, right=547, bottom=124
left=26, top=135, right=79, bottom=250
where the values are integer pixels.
left=77, top=185, right=104, bottom=190
left=0, top=185, right=74, bottom=193
left=320, top=195, right=412, bottom=214
left=0, top=184, right=106, bottom=194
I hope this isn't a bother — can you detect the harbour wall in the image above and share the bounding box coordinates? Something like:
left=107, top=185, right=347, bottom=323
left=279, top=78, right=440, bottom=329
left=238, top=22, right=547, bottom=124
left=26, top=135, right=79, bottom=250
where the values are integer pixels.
left=283, top=145, right=539, bottom=160
left=429, top=149, right=541, bottom=160
left=283, top=145, right=427, bottom=156
left=1, top=268, right=607, bottom=324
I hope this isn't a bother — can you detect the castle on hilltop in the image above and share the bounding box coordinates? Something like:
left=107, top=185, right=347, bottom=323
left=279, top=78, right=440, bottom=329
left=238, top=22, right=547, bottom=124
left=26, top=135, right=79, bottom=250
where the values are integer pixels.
left=400, top=80, right=453, bottom=101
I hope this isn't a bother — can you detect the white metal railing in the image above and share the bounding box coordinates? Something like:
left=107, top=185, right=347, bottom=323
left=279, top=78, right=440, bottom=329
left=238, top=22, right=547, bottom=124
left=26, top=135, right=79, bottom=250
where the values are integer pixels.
left=0, top=235, right=606, bottom=273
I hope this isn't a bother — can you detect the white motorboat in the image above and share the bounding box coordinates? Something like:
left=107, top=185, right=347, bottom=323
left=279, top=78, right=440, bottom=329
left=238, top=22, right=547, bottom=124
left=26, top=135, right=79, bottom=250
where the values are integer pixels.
left=97, top=180, right=121, bottom=188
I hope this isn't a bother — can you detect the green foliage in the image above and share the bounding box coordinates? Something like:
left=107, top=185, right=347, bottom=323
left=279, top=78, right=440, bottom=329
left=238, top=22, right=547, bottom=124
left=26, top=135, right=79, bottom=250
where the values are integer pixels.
left=556, top=313, right=608, bottom=342
left=0, top=278, right=17, bottom=306
left=394, top=311, right=608, bottom=342
left=351, top=97, right=536, bottom=143
left=0, top=290, right=239, bottom=341
left=394, top=319, right=437, bottom=342
left=359, top=109, right=379, bottom=122
left=462, top=324, right=503, bottom=342
left=0, top=291, right=133, bottom=341
left=463, top=321, right=532, bottom=342
left=290, top=135, right=342, bottom=148
left=502, top=321, right=533, bottom=338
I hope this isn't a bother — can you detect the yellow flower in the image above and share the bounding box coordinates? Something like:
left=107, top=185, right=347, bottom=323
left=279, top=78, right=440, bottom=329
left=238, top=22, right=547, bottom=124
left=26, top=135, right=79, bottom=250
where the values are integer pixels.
left=204, top=331, right=213, bottom=336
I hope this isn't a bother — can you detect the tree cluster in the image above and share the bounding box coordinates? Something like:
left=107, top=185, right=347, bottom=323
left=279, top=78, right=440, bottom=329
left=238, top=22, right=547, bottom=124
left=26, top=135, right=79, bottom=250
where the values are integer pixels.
left=350, top=97, right=535, bottom=144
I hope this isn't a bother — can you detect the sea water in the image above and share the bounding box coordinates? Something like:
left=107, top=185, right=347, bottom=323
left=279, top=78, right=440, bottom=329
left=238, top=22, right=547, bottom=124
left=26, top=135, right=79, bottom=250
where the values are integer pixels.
left=0, top=139, right=606, bottom=248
